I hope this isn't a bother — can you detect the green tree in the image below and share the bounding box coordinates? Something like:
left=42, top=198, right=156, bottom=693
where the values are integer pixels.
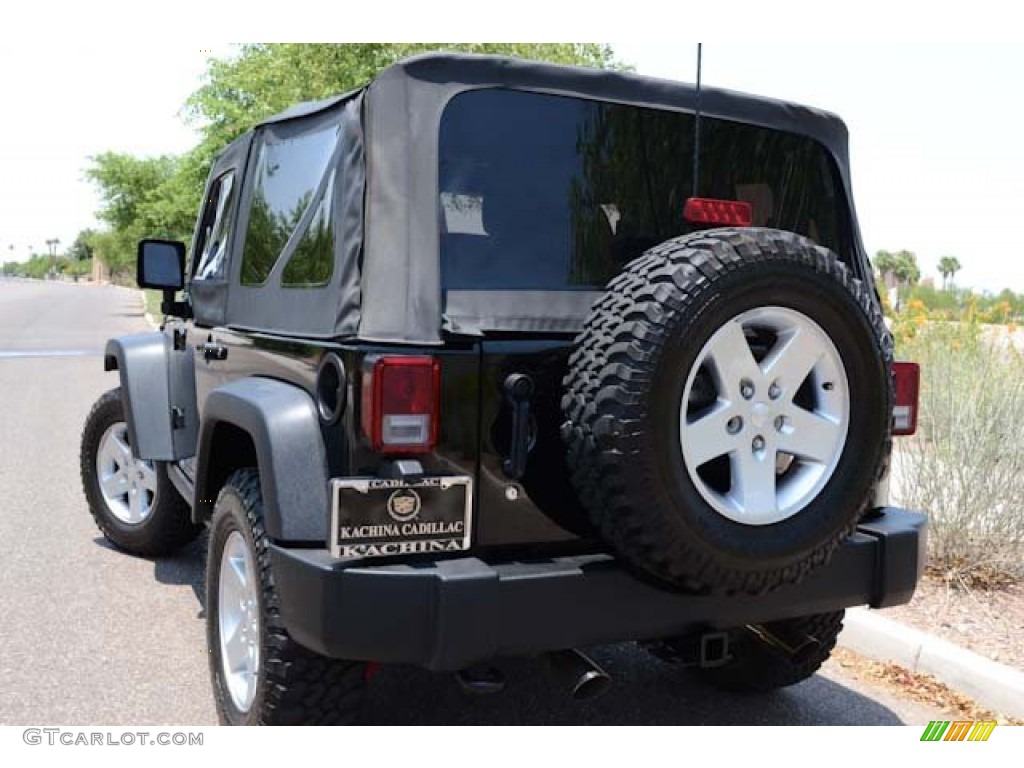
left=873, top=250, right=897, bottom=280
left=893, top=250, right=921, bottom=286
left=85, top=153, right=190, bottom=274
left=937, top=255, right=961, bottom=291
left=67, top=228, right=96, bottom=261
left=874, top=249, right=919, bottom=288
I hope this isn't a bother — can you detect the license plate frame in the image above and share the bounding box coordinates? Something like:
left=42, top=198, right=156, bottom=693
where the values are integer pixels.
left=329, top=475, right=472, bottom=559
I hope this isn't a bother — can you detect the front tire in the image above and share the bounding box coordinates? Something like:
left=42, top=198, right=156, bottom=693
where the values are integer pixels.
left=80, top=387, right=198, bottom=556
left=206, top=469, right=366, bottom=725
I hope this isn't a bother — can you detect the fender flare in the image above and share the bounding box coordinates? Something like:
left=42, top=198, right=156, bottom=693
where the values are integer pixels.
left=104, top=334, right=174, bottom=461
left=195, top=378, right=329, bottom=542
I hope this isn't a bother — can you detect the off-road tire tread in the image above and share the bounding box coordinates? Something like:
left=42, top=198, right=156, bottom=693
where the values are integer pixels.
left=561, top=228, right=893, bottom=594
left=209, top=469, right=365, bottom=726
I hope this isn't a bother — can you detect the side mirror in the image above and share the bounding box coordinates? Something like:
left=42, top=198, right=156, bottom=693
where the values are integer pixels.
left=137, top=239, right=185, bottom=290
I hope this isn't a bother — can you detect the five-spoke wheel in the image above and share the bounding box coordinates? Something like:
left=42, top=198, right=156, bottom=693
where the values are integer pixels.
left=680, top=306, right=850, bottom=525
left=96, top=422, right=158, bottom=525
left=80, top=387, right=198, bottom=556
left=217, top=530, right=261, bottom=713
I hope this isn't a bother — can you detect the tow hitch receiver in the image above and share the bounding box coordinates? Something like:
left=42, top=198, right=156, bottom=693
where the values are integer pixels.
left=645, top=630, right=732, bottom=668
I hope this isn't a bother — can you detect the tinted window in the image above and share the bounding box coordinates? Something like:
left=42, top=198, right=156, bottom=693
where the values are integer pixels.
left=438, top=89, right=848, bottom=291
left=282, top=170, right=335, bottom=287
left=193, top=171, right=236, bottom=281
left=240, top=125, right=338, bottom=286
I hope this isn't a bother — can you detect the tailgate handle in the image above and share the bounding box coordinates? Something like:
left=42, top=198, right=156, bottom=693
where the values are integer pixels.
left=502, top=373, right=535, bottom=480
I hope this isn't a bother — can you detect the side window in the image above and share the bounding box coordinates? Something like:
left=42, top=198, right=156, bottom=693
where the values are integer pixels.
left=282, top=170, right=335, bottom=287
left=239, top=125, right=339, bottom=286
left=193, top=171, right=236, bottom=281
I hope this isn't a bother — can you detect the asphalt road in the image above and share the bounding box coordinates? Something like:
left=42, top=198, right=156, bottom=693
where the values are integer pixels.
left=0, top=279, right=941, bottom=725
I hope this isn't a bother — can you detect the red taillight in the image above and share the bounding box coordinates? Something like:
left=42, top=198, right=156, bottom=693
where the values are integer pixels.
left=892, top=362, right=920, bottom=436
left=684, top=197, right=753, bottom=227
left=361, top=356, right=440, bottom=453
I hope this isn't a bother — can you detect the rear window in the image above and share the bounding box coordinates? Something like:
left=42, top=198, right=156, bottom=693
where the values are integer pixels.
left=438, top=89, right=850, bottom=291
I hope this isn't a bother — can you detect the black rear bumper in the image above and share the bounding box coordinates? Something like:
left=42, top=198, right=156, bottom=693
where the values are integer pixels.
left=269, top=507, right=926, bottom=672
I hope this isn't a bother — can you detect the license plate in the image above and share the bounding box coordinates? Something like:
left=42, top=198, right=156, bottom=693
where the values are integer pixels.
left=329, top=475, right=472, bottom=559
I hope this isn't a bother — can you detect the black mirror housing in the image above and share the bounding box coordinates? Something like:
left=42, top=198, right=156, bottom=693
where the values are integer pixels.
left=137, top=239, right=186, bottom=290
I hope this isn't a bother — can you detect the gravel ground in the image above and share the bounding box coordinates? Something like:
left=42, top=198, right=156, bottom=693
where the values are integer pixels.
left=880, top=574, right=1024, bottom=670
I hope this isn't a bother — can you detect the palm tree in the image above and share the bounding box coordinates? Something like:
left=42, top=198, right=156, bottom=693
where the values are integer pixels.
left=893, top=250, right=921, bottom=286
left=874, top=250, right=898, bottom=286
left=937, top=255, right=962, bottom=291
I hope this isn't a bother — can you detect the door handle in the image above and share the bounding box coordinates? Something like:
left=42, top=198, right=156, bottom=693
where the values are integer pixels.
left=502, top=373, right=535, bottom=480
left=200, top=344, right=228, bottom=362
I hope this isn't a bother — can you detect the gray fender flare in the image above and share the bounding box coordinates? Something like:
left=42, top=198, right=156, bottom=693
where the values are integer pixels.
left=105, top=334, right=171, bottom=461
left=104, top=332, right=198, bottom=462
left=195, top=378, right=329, bottom=542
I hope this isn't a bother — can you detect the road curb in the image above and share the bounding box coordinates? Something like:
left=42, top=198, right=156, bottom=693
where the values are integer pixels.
left=839, top=607, right=1024, bottom=718
left=132, top=288, right=160, bottom=330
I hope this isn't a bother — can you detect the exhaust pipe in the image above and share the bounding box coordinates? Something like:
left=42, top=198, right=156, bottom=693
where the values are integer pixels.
left=743, top=624, right=820, bottom=665
left=454, top=664, right=506, bottom=695
left=547, top=649, right=612, bottom=701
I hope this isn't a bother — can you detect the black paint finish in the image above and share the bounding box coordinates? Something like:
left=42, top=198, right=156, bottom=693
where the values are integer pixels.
left=191, top=327, right=596, bottom=552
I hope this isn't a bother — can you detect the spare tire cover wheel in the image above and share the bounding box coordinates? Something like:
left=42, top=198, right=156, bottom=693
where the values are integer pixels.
left=561, top=228, right=892, bottom=594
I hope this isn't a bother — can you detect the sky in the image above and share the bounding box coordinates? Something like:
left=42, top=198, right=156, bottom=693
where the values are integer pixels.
left=2, top=42, right=1023, bottom=293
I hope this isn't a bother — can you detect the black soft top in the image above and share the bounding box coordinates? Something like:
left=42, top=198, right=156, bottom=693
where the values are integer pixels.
left=200, top=53, right=865, bottom=343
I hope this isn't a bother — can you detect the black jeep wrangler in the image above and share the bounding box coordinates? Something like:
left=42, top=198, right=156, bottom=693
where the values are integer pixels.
left=80, top=53, right=925, bottom=725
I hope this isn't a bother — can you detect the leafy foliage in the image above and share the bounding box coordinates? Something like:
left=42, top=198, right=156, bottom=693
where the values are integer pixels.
left=67, top=229, right=96, bottom=261
left=84, top=153, right=193, bottom=273
left=873, top=249, right=920, bottom=287
left=2, top=253, right=92, bottom=280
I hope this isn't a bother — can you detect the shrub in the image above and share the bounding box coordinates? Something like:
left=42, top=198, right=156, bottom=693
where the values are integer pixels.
left=893, top=320, right=1024, bottom=585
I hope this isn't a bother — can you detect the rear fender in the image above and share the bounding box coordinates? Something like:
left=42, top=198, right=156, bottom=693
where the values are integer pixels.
left=195, top=378, right=329, bottom=542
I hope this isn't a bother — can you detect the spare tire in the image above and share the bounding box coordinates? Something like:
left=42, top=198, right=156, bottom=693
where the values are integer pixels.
left=562, top=228, right=892, bottom=594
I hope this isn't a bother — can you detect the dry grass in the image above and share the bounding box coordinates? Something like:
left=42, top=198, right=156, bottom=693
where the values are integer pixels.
left=892, top=320, right=1024, bottom=585
left=831, top=648, right=1024, bottom=725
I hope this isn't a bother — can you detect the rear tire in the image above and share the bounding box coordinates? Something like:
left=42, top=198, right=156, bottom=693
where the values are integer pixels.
left=207, top=469, right=366, bottom=725
left=80, top=387, right=199, bottom=556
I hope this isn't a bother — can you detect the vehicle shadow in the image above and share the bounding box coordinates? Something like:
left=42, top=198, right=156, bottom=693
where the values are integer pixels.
left=93, top=534, right=208, bottom=616
left=362, top=649, right=907, bottom=726
left=152, top=535, right=207, bottom=616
